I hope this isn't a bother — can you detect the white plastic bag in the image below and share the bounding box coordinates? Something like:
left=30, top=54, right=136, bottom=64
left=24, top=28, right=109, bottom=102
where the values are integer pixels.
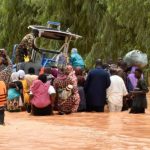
left=123, top=50, right=148, bottom=67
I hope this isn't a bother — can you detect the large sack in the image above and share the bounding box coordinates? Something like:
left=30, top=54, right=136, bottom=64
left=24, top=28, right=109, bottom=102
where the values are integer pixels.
left=123, top=50, right=148, bottom=67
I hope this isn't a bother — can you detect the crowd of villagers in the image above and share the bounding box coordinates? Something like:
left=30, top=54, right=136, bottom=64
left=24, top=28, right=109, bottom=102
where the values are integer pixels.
left=0, top=48, right=149, bottom=125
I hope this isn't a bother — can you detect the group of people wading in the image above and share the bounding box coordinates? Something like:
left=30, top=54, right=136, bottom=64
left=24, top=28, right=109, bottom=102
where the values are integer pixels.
left=0, top=48, right=148, bottom=125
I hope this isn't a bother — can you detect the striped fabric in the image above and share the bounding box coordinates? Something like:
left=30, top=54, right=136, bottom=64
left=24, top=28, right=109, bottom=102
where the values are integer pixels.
left=0, top=81, right=7, bottom=107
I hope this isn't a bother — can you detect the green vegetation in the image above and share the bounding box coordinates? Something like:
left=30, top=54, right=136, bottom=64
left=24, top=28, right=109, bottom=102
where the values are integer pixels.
left=0, top=0, right=150, bottom=68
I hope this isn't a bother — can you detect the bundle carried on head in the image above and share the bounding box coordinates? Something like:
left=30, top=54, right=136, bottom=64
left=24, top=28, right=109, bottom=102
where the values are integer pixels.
left=123, top=50, right=148, bottom=68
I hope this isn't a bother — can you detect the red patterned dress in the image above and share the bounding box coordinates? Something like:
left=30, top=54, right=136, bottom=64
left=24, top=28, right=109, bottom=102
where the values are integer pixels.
left=54, top=66, right=80, bottom=113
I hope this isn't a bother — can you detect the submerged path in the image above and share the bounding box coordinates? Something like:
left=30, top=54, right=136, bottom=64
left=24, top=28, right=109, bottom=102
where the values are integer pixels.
left=1, top=110, right=150, bottom=149
left=1, top=93, right=150, bottom=150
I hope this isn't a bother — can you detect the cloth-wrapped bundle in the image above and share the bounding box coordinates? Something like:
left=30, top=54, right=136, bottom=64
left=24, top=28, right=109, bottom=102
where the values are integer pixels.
left=123, top=50, right=148, bottom=68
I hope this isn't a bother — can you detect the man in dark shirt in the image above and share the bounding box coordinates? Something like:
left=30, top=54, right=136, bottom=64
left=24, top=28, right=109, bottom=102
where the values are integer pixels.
left=84, top=59, right=111, bottom=112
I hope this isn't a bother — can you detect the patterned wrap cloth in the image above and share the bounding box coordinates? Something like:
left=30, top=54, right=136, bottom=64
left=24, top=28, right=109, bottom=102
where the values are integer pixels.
left=54, top=65, right=80, bottom=113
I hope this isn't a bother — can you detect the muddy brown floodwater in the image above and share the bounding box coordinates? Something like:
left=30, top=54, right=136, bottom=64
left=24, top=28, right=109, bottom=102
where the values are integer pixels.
left=1, top=94, right=150, bottom=150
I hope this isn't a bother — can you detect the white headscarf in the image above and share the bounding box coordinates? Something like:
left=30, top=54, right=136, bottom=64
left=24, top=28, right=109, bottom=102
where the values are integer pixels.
left=71, top=48, right=78, bottom=53
left=18, top=70, right=25, bottom=79
left=11, top=72, right=19, bottom=82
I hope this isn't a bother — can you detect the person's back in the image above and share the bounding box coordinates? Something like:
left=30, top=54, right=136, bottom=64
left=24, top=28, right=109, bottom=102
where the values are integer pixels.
left=85, top=59, right=110, bottom=112
left=70, top=48, right=84, bottom=68
left=25, top=67, right=38, bottom=87
left=25, top=74, right=38, bottom=87
left=18, top=70, right=30, bottom=104
left=107, top=75, right=128, bottom=112
left=77, top=86, right=86, bottom=112
left=30, top=80, right=51, bottom=108
left=128, top=73, right=137, bottom=90
left=71, top=53, right=84, bottom=67
left=30, top=74, right=54, bottom=116
left=130, top=68, right=149, bottom=114
left=85, top=68, right=110, bottom=105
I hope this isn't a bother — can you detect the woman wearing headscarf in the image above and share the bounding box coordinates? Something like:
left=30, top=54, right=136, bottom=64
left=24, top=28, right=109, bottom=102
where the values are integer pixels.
left=7, top=72, right=23, bottom=112
left=18, top=70, right=30, bottom=106
left=30, top=74, right=55, bottom=116
left=70, top=48, right=85, bottom=69
left=54, top=65, right=80, bottom=115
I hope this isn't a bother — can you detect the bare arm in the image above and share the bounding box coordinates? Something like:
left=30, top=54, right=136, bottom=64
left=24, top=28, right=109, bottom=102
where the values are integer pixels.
left=50, top=94, right=56, bottom=107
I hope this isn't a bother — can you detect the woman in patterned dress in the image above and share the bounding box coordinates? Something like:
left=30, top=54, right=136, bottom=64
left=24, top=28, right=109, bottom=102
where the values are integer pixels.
left=7, top=72, right=23, bottom=112
left=18, top=70, right=30, bottom=104
left=54, top=65, right=80, bottom=115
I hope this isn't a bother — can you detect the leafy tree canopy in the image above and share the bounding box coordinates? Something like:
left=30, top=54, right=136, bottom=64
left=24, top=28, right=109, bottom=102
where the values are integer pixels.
left=0, top=0, right=149, bottom=68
